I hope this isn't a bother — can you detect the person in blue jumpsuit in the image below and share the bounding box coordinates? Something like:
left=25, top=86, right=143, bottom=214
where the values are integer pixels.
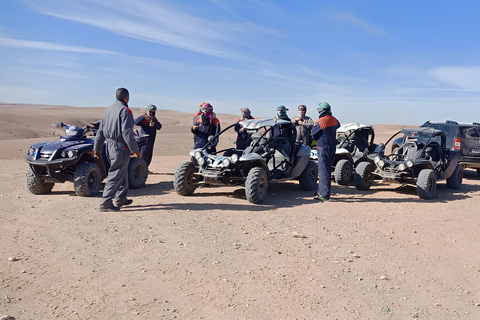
left=192, top=103, right=221, bottom=153
left=94, top=88, right=140, bottom=212
left=134, top=104, right=162, bottom=167
left=311, top=102, right=340, bottom=202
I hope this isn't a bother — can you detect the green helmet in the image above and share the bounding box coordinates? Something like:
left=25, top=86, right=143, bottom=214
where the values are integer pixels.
left=317, top=102, right=331, bottom=111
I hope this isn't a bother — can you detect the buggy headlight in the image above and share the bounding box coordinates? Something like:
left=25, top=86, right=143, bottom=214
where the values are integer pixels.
left=194, top=151, right=202, bottom=160
left=407, top=160, right=414, bottom=168
left=374, top=156, right=381, bottom=164
left=28, top=147, right=35, bottom=156
left=222, top=158, right=231, bottom=167
left=398, top=163, right=406, bottom=171
left=197, top=157, right=205, bottom=166
left=231, top=153, right=239, bottom=164
left=378, top=160, right=385, bottom=168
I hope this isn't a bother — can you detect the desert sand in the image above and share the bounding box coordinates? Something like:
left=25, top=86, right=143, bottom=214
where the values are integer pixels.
left=1, top=103, right=479, bottom=319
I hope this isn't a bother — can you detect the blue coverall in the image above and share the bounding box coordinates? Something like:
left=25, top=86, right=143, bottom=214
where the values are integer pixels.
left=134, top=114, right=162, bottom=166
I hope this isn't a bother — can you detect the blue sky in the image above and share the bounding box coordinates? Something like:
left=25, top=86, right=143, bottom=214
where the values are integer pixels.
left=1, top=0, right=480, bottom=124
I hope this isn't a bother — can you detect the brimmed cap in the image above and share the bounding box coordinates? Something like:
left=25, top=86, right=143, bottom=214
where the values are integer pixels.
left=276, top=105, right=288, bottom=112
left=317, top=102, right=331, bottom=110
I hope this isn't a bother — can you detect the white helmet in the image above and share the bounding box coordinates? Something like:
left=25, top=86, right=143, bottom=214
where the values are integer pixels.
left=146, top=104, right=157, bottom=114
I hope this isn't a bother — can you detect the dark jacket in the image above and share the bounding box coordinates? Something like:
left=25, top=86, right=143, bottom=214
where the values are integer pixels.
left=134, top=114, right=162, bottom=139
left=311, top=115, right=340, bottom=150
left=192, top=115, right=221, bottom=149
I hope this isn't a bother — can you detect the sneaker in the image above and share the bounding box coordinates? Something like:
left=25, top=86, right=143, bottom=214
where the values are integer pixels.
left=313, top=195, right=330, bottom=202
left=99, top=205, right=120, bottom=212
left=115, top=199, right=133, bottom=207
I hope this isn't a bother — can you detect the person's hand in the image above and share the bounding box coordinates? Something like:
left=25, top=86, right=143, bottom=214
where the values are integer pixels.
left=294, top=116, right=301, bottom=121
left=134, top=151, right=141, bottom=158
left=192, top=125, right=198, bottom=130
left=149, top=122, right=154, bottom=127
left=240, top=128, right=245, bottom=133
left=298, top=120, right=304, bottom=125
left=94, top=150, right=102, bottom=159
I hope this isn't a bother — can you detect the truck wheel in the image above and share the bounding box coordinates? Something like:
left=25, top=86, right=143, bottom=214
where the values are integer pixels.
left=354, top=162, right=374, bottom=190
left=416, top=169, right=437, bottom=199
left=74, top=162, right=102, bottom=197
left=245, top=167, right=268, bottom=204
left=446, top=164, right=463, bottom=189
left=334, top=159, right=353, bottom=185
left=299, top=160, right=318, bottom=191
left=128, top=158, right=148, bottom=189
left=173, top=162, right=198, bottom=196
left=26, top=168, right=54, bottom=194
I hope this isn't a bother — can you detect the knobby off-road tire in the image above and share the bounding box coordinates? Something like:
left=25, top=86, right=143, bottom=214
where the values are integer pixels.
left=446, top=164, right=463, bottom=189
left=334, top=159, right=353, bottom=185
left=74, top=162, right=102, bottom=197
left=416, top=169, right=437, bottom=199
left=354, top=162, right=374, bottom=191
left=173, top=162, right=198, bottom=196
left=128, top=157, right=148, bottom=189
left=26, top=168, right=54, bottom=195
left=245, top=167, right=268, bottom=204
left=299, top=160, right=318, bottom=191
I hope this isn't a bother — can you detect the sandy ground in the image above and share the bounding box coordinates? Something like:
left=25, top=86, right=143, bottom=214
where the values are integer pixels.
left=1, top=103, right=480, bottom=319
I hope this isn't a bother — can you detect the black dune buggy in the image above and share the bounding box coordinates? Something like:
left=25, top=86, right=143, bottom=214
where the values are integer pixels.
left=354, top=127, right=463, bottom=199
left=311, top=123, right=383, bottom=185
left=173, top=118, right=318, bottom=204
left=25, top=122, right=149, bottom=196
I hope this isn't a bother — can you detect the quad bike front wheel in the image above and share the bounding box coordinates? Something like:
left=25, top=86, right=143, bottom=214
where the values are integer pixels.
left=74, top=162, right=102, bottom=197
left=354, top=162, right=374, bottom=191
left=26, top=168, right=54, bottom=195
left=245, top=166, right=268, bottom=204
left=446, top=164, right=463, bottom=190
left=173, top=162, right=198, bottom=196
left=128, top=157, right=148, bottom=189
left=416, top=169, right=437, bottom=199
left=299, top=160, right=318, bottom=191
left=334, top=159, right=353, bottom=185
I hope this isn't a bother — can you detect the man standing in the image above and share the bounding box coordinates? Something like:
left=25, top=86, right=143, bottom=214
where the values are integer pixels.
left=234, top=107, right=254, bottom=149
left=311, top=102, right=340, bottom=202
left=292, top=104, right=314, bottom=145
left=94, top=88, right=140, bottom=212
left=134, top=104, right=162, bottom=167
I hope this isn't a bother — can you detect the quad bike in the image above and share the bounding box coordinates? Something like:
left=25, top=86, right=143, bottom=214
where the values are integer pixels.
left=311, top=123, right=383, bottom=185
left=354, top=127, right=462, bottom=199
left=25, top=121, right=148, bottom=196
left=173, top=118, right=318, bottom=204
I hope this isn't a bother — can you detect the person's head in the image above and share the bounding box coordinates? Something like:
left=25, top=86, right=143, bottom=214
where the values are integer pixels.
left=116, top=88, right=129, bottom=103
left=201, top=103, right=213, bottom=116
left=276, top=105, right=289, bottom=120
left=146, top=104, right=157, bottom=117
left=317, top=102, right=332, bottom=118
left=298, top=105, right=307, bottom=117
left=241, top=107, right=251, bottom=119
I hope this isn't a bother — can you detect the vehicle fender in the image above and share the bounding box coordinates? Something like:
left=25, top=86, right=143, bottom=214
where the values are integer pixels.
left=335, top=148, right=350, bottom=155
left=240, top=153, right=264, bottom=162
left=296, top=145, right=311, bottom=157
left=241, top=159, right=270, bottom=179
left=291, top=155, right=310, bottom=177
left=443, top=150, right=461, bottom=178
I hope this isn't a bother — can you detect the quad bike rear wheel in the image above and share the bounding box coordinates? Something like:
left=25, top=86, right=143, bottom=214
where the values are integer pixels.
left=26, top=168, right=54, bottom=195
left=245, top=167, right=268, bottom=204
left=416, top=169, right=437, bottom=199
left=299, top=160, right=318, bottom=191
left=74, top=162, right=102, bottom=197
left=174, top=162, right=198, bottom=196
left=128, top=157, right=148, bottom=189
left=334, top=159, right=353, bottom=185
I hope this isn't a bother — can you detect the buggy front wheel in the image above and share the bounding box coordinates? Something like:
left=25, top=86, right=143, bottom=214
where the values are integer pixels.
left=174, top=162, right=198, bottom=196
left=299, top=160, right=318, bottom=191
left=245, top=167, right=268, bottom=204
left=354, top=162, right=374, bottom=191
left=334, top=159, right=353, bottom=185
left=416, top=169, right=437, bottom=199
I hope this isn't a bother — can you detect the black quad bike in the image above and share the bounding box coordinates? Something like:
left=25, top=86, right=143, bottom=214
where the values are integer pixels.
left=311, top=123, right=383, bottom=185
left=25, top=122, right=149, bottom=196
left=173, top=118, right=318, bottom=204
left=354, top=127, right=463, bottom=199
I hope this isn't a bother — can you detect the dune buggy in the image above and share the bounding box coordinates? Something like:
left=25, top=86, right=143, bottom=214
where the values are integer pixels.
left=25, top=122, right=149, bottom=197
left=354, top=127, right=462, bottom=199
left=311, top=123, right=383, bottom=185
left=173, top=118, right=318, bottom=204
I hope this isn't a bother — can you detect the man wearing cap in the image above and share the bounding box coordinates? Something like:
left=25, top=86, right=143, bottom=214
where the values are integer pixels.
left=271, top=105, right=294, bottom=139
left=192, top=103, right=221, bottom=153
left=134, top=104, right=162, bottom=167
left=311, top=102, right=340, bottom=202
left=234, top=108, right=255, bottom=149
left=292, top=105, right=314, bottom=146
left=94, top=88, right=141, bottom=212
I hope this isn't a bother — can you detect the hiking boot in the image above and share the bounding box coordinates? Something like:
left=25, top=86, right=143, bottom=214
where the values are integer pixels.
left=99, top=205, right=120, bottom=212
left=115, top=199, right=133, bottom=207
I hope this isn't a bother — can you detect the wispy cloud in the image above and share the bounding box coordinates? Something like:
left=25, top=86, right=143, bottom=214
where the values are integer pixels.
left=430, top=66, right=480, bottom=92
left=23, top=0, right=247, bottom=59
left=0, top=35, right=120, bottom=55
left=329, top=13, right=386, bottom=36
